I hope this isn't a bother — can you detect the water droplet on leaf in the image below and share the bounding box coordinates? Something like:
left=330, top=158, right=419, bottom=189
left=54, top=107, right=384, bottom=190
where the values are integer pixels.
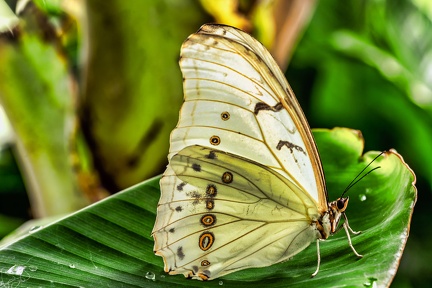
left=29, top=265, right=38, bottom=272
left=6, top=265, right=26, bottom=275
left=29, top=226, right=43, bottom=233
left=145, top=271, right=155, bottom=281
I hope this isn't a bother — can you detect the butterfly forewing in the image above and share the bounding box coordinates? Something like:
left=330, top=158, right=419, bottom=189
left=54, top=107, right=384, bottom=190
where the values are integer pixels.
left=171, top=24, right=326, bottom=209
left=153, top=146, right=320, bottom=279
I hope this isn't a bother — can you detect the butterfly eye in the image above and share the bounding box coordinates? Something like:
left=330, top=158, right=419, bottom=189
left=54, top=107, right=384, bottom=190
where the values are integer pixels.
left=337, top=199, right=345, bottom=210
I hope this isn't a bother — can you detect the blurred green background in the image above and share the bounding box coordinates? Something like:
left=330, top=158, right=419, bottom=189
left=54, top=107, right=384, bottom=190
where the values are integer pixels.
left=0, top=0, right=429, bottom=286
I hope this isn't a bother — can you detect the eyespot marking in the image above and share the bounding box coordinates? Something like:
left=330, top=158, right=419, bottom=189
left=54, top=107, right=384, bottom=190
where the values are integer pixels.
left=206, top=184, right=217, bottom=197
left=199, top=232, right=214, bottom=251
left=206, top=199, right=214, bottom=210
left=201, top=260, right=210, bottom=266
left=222, top=172, right=233, bottom=184
left=221, top=111, right=230, bottom=121
left=210, top=135, right=220, bottom=145
left=201, top=214, right=216, bottom=227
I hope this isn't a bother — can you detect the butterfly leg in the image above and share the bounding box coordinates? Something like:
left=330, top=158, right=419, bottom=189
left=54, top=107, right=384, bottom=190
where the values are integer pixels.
left=311, top=239, right=322, bottom=277
left=343, top=220, right=363, bottom=258
left=343, top=213, right=361, bottom=235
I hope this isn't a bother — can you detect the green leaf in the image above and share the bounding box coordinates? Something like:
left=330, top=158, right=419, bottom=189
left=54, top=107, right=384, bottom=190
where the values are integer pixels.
left=0, top=128, right=416, bottom=287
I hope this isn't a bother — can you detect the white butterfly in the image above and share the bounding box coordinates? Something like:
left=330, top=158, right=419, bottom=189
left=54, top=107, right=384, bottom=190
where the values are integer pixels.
left=152, top=24, right=362, bottom=281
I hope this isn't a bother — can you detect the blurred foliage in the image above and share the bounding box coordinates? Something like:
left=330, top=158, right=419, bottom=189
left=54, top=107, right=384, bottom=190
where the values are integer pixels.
left=0, top=1, right=86, bottom=217
left=0, top=0, right=428, bottom=286
left=0, top=146, right=28, bottom=237
left=0, top=0, right=209, bottom=218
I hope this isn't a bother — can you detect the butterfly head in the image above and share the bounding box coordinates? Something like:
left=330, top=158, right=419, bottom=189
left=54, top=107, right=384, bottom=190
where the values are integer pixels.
left=328, top=197, right=349, bottom=234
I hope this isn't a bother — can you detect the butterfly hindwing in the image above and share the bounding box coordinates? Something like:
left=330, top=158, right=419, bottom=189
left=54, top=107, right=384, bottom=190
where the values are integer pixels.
left=153, top=146, right=320, bottom=279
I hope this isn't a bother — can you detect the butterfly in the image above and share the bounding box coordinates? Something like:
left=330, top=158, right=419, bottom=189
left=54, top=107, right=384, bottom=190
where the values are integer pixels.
left=152, top=23, right=362, bottom=281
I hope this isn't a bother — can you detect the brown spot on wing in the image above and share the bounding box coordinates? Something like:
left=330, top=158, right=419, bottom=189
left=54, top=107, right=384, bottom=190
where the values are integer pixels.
left=192, top=163, right=201, bottom=172
left=177, top=246, right=185, bottom=260
left=206, top=151, right=217, bottom=159
left=177, top=182, right=186, bottom=191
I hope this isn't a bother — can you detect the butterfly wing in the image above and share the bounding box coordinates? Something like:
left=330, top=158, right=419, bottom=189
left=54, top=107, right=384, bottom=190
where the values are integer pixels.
left=153, top=146, right=321, bottom=280
left=153, top=23, right=329, bottom=280
left=171, top=24, right=327, bottom=210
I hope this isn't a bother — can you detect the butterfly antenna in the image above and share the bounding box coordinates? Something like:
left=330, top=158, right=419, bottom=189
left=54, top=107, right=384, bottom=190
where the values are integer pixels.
left=341, top=151, right=385, bottom=197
